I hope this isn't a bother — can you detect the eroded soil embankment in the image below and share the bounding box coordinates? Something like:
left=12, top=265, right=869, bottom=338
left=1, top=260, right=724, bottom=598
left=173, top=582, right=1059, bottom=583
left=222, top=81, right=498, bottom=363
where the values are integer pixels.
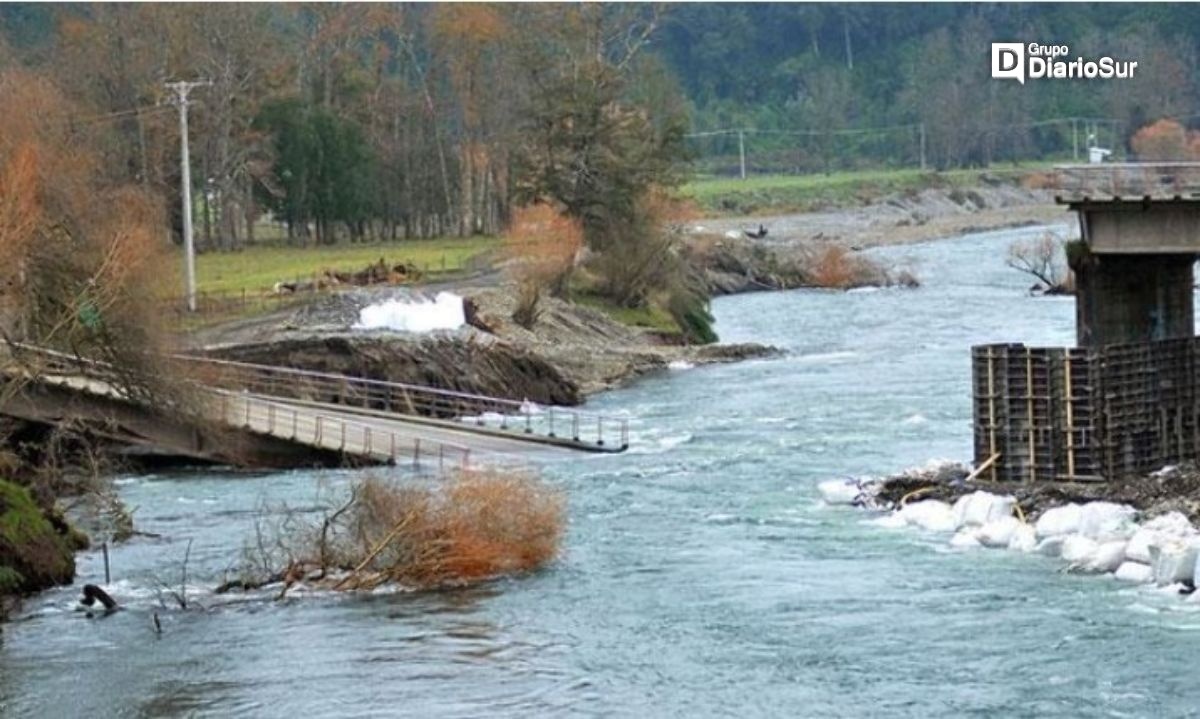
left=201, top=286, right=776, bottom=404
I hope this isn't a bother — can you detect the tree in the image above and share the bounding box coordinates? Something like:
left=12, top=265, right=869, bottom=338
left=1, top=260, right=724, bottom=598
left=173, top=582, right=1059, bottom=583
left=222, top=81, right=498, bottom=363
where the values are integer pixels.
left=1007, top=232, right=1071, bottom=295
left=257, top=99, right=375, bottom=244
left=1130, top=119, right=1192, bottom=161
left=504, top=204, right=582, bottom=328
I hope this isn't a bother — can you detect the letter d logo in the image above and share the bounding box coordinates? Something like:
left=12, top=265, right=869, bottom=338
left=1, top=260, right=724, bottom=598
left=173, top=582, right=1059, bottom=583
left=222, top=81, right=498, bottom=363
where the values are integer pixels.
left=991, top=43, right=1025, bottom=84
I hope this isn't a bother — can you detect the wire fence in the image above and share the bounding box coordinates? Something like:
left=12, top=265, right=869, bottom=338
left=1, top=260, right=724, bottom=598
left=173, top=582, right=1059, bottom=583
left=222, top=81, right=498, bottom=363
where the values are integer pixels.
left=685, top=116, right=1130, bottom=177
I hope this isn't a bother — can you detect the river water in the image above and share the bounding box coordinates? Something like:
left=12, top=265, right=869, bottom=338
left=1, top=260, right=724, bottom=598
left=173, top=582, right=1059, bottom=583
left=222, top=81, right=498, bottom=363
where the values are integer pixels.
left=5, top=226, right=1200, bottom=718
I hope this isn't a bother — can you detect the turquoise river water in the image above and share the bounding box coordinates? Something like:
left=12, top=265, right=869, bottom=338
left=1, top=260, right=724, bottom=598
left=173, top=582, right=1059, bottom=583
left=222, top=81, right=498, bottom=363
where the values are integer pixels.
left=4, top=225, right=1200, bottom=718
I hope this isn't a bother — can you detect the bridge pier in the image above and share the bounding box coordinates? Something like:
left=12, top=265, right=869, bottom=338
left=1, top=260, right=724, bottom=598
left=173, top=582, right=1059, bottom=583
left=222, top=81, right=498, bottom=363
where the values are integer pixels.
left=972, top=164, right=1200, bottom=482
left=1070, top=248, right=1195, bottom=348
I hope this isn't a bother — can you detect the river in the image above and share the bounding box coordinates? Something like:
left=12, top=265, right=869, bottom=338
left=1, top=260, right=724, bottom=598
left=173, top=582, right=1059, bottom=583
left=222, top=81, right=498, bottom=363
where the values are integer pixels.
left=5, top=226, right=1200, bottom=718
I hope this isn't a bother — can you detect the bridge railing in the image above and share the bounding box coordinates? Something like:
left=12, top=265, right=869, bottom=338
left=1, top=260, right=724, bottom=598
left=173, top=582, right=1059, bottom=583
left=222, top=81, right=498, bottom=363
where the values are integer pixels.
left=175, top=355, right=629, bottom=450
left=7, top=343, right=475, bottom=469
left=211, top=389, right=473, bottom=471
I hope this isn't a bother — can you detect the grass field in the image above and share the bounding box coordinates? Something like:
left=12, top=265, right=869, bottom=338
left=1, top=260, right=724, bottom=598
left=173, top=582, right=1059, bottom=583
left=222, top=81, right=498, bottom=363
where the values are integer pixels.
left=679, top=163, right=1057, bottom=216
left=169, top=236, right=500, bottom=294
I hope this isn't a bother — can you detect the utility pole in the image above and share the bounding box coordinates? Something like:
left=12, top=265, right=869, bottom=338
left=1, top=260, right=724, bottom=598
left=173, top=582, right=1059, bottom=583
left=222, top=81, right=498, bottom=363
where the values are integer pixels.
left=738, top=130, right=747, bottom=180
left=165, top=80, right=210, bottom=313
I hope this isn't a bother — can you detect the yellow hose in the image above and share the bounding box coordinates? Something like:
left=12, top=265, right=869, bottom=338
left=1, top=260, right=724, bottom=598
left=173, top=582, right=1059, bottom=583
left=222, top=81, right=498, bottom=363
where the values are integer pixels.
left=899, top=486, right=935, bottom=507
left=1012, top=502, right=1027, bottom=524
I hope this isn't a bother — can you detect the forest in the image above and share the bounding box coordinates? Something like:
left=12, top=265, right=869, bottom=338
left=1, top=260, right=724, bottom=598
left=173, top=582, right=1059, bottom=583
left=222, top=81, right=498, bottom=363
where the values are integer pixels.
left=1, top=2, right=1197, bottom=252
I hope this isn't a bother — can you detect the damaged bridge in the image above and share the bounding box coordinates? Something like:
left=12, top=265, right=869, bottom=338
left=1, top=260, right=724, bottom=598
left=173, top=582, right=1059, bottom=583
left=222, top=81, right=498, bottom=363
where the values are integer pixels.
left=2, top=346, right=629, bottom=471
left=974, top=163, right=1200, bottom=483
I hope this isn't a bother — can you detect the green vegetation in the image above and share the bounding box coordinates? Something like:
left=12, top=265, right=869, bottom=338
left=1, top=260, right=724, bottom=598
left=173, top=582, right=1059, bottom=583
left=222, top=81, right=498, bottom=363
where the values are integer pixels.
left=0, top=479, right=75, bottom=595
left=574, top=293, right=682, bottom=336
left=183, top=236, right=498, bottom=294
left=680, top=164, right=1056, bottom=216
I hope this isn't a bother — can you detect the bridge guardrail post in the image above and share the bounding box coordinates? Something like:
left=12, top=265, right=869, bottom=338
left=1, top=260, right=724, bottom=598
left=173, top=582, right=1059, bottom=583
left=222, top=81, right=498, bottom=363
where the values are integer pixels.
left=548, top=408, right=555, bottom=438
left=573, top=413, right=580, bottom=442
left=413, top=438, right=420, bottom=469
left=597, top=416, right=604, bottom=447
left=525, top=407, right=533, bottom=434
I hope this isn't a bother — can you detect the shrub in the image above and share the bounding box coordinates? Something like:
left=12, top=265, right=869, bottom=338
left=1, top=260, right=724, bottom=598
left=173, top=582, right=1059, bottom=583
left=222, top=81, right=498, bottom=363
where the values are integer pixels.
left=805, top=246, right=889, bottom=289
left=234, top=469, right=566, bottom=593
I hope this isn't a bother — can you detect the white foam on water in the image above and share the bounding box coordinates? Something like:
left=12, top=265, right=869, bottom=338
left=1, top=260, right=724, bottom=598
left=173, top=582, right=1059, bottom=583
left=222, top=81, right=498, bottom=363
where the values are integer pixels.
left=667, top=360, right=694, bottom=371
left=354, top=292, right=465, bottom=332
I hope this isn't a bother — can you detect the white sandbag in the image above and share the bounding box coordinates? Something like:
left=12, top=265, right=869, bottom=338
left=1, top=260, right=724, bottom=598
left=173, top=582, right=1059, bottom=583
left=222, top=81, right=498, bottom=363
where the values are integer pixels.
left=1142, top=511, right=1195, bottom=537
left=1127, top=512, right=1197, bottom=564
left=1125, top=528, right=1159, bottom=565
left=1150, top=538, right=1200, bottom=586
left=1036, top=536, right=1066, bottom=557
left=952, top=491, right=1016, bottom=529
left=818, top=480, right=862, bottom=505
left=1114, top=561, right=1154, bottom=584
left=899, top=500, right=956, bottom=533
left=977, top=516, right=1021, bottom=548
left=869, top=512, right=908, bottom=529
left=1086, top=541, right=1127, bottom=573
left=1007, top=524, right=1038, bottom=553
left=949, top=529, right=982, bottom=549
left=1060, top=535, right=1100, bottom=564
left=1079, top=502, right=1138, bottom=541
left=1035, top=504, right=1084, bottom=539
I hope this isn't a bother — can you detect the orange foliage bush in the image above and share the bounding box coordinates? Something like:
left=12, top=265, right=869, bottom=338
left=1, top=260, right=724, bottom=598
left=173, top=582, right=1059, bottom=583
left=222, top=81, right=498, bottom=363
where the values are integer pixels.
left=805, top=246, right=889, bottom=289
left=504, top=203, right=583, bottom=326
left=328, top=469, right=565, bottom=590
left=1131, top=118, right=1197, bottom=161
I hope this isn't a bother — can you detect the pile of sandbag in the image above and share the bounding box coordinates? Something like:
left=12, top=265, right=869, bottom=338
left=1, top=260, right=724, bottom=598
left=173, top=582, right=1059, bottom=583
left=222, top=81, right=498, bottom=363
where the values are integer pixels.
left=817, top=478, right=873, bottom=507
left=854, top=485, right=1200, bottom=590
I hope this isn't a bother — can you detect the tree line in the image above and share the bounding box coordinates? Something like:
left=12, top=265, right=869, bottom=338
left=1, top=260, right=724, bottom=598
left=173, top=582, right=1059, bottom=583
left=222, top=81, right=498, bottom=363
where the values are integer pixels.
left=658, top=4, right=1200, bottom=171
left=0, top=4, right=683, bottom=252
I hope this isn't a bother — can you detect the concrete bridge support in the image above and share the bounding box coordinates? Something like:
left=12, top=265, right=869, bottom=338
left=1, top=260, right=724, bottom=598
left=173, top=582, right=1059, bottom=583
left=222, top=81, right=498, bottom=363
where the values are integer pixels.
left=1070, top=250, right=1195, bottom=348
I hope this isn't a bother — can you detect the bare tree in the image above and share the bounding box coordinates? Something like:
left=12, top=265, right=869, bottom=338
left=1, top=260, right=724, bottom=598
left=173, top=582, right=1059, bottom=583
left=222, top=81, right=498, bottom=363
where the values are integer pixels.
left=1007, top=232, right=1072, bottom=295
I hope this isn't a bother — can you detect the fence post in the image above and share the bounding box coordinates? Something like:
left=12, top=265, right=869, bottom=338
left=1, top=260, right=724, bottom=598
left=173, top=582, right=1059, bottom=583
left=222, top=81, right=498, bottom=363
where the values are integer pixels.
left=413, top=438, right=420, bottom=469
left=548, top=408, right=555, bottom=438
left=738, top=130, right=746, bottom=180
left=597, top=416, right=604, bottom=447
left=1063, top=353, right=1076, bottom=478
left=1026, top=347, right=1036, bottom=484
left=986, top=346, right=998, bottom=482
left=919, top=122, right=927, bottom=171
